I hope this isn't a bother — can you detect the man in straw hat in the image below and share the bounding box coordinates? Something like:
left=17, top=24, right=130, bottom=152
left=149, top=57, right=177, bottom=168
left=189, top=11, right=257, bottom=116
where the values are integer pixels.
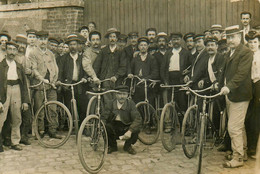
left=219, top=25, right=253, bottom=168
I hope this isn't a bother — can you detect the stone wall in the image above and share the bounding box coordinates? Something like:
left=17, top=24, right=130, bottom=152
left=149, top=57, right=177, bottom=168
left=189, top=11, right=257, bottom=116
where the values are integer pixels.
left=0, top=0, right=84, bottom=39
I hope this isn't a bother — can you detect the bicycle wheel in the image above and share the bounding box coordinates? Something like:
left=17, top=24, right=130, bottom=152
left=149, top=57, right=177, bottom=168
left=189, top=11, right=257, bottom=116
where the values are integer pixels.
left=34, top=101, right=73, bottom=148
left=86, top=96, right=97, bottom=116
left=77, top=115, right=108, bottom=174
left=137, top=102, right=160, bottom=145
left=160, top=103, right=179, bottom=152
left=197, top=115, right=206, bottom=174
left=181, top=105, right=199, bottom=158
left=217, top=108, right=228, bottom=145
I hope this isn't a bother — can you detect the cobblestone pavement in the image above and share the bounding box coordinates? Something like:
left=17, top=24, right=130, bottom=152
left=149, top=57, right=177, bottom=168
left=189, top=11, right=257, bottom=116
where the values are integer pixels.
left=0, top=135, right=256, bottom=174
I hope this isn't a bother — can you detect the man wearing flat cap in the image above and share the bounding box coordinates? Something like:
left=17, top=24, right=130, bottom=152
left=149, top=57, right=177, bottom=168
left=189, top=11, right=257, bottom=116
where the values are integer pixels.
left=244, top=31, right=260, bottom=158
left=94, top=28, right=126, bottom=104
left=48, top=37, right=60, bottom=58
left=0, top=31, right=11, bottom=62
left=102, top=85, right=142, bottom=155
left=219, top=25, right=253, bottom=168
left=184, top=32, right=196, bottom=56
left=0, top=41, right=30, bottom=152
left=25, top=29, right=37, bottom=58
left=118, top=34, right=128, bottom=51
left=57, top=34, right=87, bottom=125
left=161, top=32, right=192, bottom=117
left=29, top=31, right=61, bottom=139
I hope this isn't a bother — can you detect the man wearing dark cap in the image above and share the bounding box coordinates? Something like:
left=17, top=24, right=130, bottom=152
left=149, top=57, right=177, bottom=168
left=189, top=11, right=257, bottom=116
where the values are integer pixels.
left=118, top=34, right=128, bottom=50
left=161, top=32, right=192, bottom=116
left=128, top=37, right=159, bottom=104
left=183, top=32, right=196, bottom=55
left=185, top=34, right=209, bottom=89
left=29, top=31, right=61, bottom=139
left=102, top=85, right=142, bottom=155
left=0, top=41, right=30, bottom=152
left=204, top=29, right=212, bottom=39
left=57, top=34, right=87, bottom=124
left=94, top=28, right=126, bottom=103
left=48, top=37, right=60, bottom=58
left=240, top=11, right=252, bottom=44
left=219, top=25, right=253, bottom=168
left=25, top=29, right=37, bottom=58
left=0, top=31, right=11, bottom=62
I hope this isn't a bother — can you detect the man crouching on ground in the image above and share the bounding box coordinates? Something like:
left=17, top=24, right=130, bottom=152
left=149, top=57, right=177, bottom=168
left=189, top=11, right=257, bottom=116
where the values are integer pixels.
left=102, top=85, right=142, bottom=155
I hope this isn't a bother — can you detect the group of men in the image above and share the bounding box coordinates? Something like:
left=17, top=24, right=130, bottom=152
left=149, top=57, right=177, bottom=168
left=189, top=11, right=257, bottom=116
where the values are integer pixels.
left=0, top=11, right=259, bottom=169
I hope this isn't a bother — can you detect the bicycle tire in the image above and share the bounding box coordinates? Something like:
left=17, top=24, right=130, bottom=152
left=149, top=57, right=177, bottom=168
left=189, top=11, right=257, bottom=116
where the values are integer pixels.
left=197, top=114, right=206, bottom=174
left=71, top=99, right=79, bottom=141
left=86, top=96, right=97, bottom=116
left=137, top=102, right=160, bottom=145
left=77, top=115, right=108, bottom=174
left=34, top=101, right=73, bottom=148
left=219, top=108, right=228, bottom=142
left=160, top=103, right=179, bottom=152
left=181, top=105, right=199, bottom=158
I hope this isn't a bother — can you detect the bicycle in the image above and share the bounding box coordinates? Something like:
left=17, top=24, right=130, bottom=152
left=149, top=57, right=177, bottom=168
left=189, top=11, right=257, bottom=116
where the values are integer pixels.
left=160, top=83, right=188, bottom=152
left=181, top=86, right=222, bottom=174
left=77, top=89, right=118, bottom=174
left=31, top=81, right=73, bottom=148
left=127, top=75, right=160, bottom=145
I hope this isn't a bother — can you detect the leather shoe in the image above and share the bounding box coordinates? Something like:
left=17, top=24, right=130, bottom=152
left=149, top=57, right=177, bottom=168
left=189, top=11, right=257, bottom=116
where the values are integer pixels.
left=124, top=145, right=136, bottom=155
left=11, top=144, right=23, bottom=151
left=49, top=133, right=62, bottom=139
left=0, top=145, right=4, bottom=152
left=20, top=139, right=31, bottom=145
left=108, top=146, right=118, bottom=154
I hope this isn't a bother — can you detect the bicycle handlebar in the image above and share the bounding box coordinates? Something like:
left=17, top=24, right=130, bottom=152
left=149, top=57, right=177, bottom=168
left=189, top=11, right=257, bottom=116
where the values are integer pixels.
left=58, top=80, right=85, bottom=87
left=100, top=78, right=113, bottom=83
left=182, top=86, right=222, bottom=99
left=86, top=90, right=119, bottom=96
left=193, top=85, right=213, bottom=93
left=160, top=83, right=189, bottom=88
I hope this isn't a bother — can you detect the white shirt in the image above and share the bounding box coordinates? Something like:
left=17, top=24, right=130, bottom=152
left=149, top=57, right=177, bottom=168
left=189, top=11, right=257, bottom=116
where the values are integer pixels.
left=70, top=53, right=79, bottom=81
left=252, top=49, right=260, bottom=83
left=6, top=59, right=19, bottom=80
left=208, top=55, right=217, bottom=83
left=109, top=45, right=117, bottom=53
left=115, top=100, right=124, bottom=121
left=169, top=48, right=181, bottom=71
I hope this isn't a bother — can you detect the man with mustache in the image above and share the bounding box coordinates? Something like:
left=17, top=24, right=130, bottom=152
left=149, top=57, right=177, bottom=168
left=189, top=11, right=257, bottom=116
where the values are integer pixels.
left=29, top=31, right=60, bottom=139
left=0, top=31, right=11, bottom=62
left=184, top=32, right=196, bottom=56
left=240, top=11, right=252, bottom=44
left=210, top=24, right=224, bottom=41
left=219, top=25, right=253, bottom=168
left=94, top=28, right=126, bottom=103
left=146, top=28, right=158, bottom=52
left=25, top=29, right=37, bottom=58
left=0, top=41, right=29, bottom=152
left=57, top=34, right=87, bottom=125
left=48, top=37, right=60, bottom=58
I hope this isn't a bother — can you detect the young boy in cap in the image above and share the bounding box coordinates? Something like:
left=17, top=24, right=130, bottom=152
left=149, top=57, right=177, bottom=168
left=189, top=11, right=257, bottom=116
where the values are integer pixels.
left=102, top=85, right=142, bottom=155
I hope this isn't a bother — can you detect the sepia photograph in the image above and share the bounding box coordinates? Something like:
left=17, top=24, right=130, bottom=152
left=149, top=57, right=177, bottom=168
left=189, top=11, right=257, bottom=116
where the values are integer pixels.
left=0, top=0, right=259, bottom=173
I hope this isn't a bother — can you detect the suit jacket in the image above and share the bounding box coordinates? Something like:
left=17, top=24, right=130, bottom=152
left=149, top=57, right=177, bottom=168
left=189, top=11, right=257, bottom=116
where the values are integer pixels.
left=122, top=45, right=137, bottom=72
left=203, top=53, right=225, bottom=87
left=190, top=49, right=209, bottom=88
left=101, top=99, right=142, bottom=133
left=0, top=59, right=30, bottom=104
left=161, top=48, right=192, bottom=84
left=219, top=44, right=253, bottom=102
left=93, top=45, right=126, bottom=81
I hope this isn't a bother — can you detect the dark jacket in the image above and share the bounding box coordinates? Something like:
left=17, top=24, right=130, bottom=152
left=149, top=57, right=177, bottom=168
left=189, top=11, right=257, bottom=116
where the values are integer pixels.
left=101, top=99, right=142, bottom=133
left=190, top=49, right=209, bottom=87
left=93, top=45, right=126, bottom=80
left=219, top=44, right=253, bottom=102
left=58, top=53, right=86, bottom=94
left=160, top=48, right=192, bottom=84
left=129, top=53, right=159, bottom=80
left=0, top=58, right=30, bottom=104
left=203, top=53, right=225, bottom=87
left=122, top=45, right=137, bottom=74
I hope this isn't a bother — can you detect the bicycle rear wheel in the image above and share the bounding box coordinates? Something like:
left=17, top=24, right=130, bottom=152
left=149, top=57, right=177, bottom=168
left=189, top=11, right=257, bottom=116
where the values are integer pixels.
left=197, top=115, right=206, bottom=174
left=137, top=102, right=160, bottom=145
left=77, top=115, right=108, bottom=174
left=34, top=101, right=73, bottom=148
left=160, top=103, right=179, bottom=152
left=181, top=105, right=199, bottom=158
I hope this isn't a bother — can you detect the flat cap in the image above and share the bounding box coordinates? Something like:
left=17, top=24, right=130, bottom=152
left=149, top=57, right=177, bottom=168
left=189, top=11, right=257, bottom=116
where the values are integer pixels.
left=115, top=85, right=129, bottom=93
left=183, top=32, right=195, bottom=41
left=105, top=28, right=120, bottom=38
left=170, top=32, right=183, bottom=39
left=138, top=36, right=149, bottom=44
left=204, top=36, right=219, bottom=45
left=6, top=41, right=19, bottom=48
left=36, top=31, right=49, bottom=37
left=26, top=29, right=37, bottom=35
left=128, top=31, right=139, bottom=37
left=193, top=34, right=205, bottom=41
left=118, top=34, right=128, bottom=41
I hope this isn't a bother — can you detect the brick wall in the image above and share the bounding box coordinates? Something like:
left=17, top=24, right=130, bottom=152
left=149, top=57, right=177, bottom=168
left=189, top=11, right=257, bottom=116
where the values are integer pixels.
left=0, top=0, right=84, bottom=38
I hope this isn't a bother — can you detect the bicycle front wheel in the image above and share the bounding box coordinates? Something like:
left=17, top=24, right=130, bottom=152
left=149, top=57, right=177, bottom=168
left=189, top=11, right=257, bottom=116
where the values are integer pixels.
left=34, top=101, right=73, bottom=148
left=77, top=115, right=108, bottom=174
left=137, top=102, right=160, bottom=145
left=160, top=103, right=179, bottom=152
left=181, top=105, right=199, bottom=158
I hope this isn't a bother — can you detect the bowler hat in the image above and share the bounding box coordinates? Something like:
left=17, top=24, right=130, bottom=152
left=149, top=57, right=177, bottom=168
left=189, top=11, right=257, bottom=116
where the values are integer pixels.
left=225, top=25, right=241, bottom=36
left=15, top=34, right=27, bottom=44
left=6, top=41, right=19, bottom=49
left=105, top=28, right=120, bottom=38
left=115, top=85, right=129, bottom=93
left=0, top=31, right=11, bottom=41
